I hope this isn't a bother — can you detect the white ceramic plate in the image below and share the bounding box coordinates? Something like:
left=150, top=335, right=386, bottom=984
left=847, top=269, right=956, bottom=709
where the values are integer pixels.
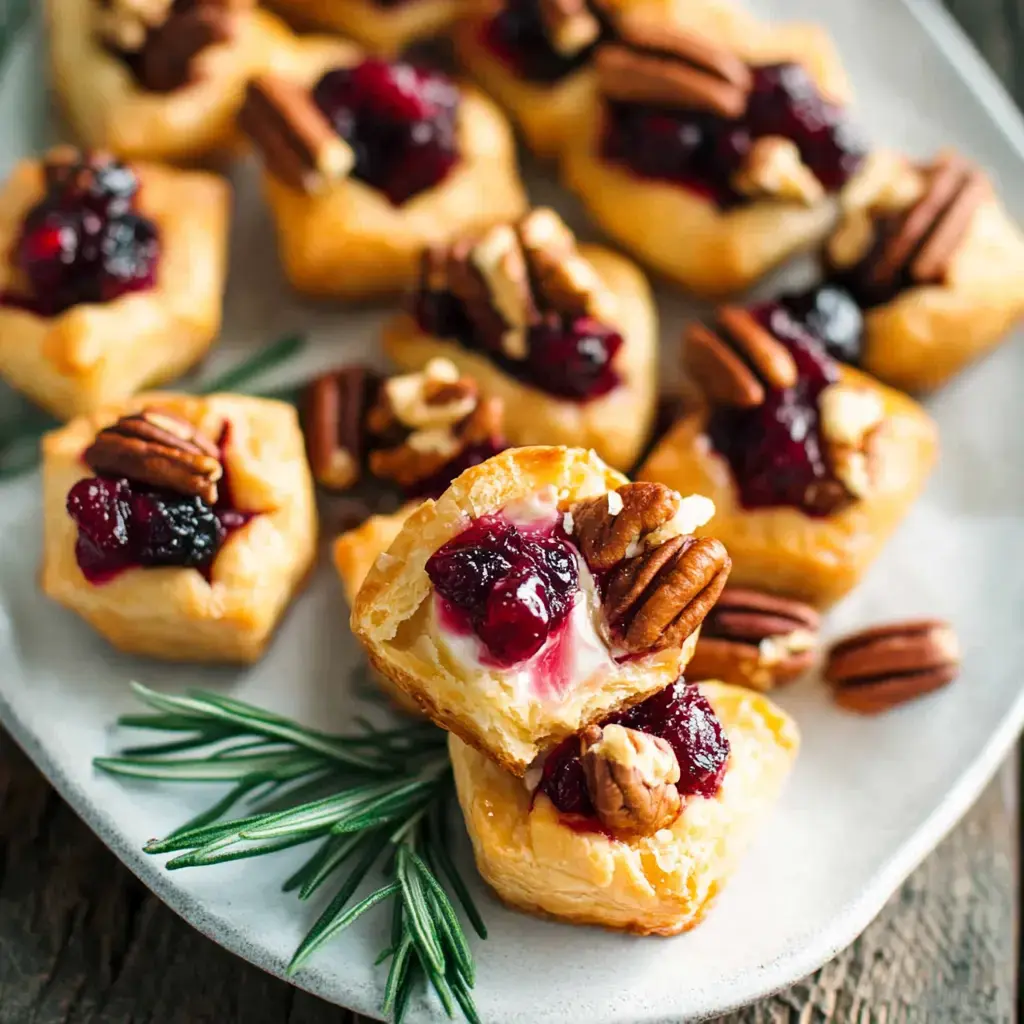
left=2, top=2, right=1023, bottom=1021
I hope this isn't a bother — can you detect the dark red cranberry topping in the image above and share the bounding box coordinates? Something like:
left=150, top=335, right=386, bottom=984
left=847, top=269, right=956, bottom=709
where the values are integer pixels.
left=706, top=303, right=845, bottom=517
left=405, top=439, right=508, bottom=501
left=601, top=63, right=866, bottom=208
left=426, top=513, right=579, bottom=666
left=539, top=680, right=730, bottom=818
left=312, top=60, right=461, bottom=206
left=2, top=154, right=159, bottom=317
left=781, top=285, right=864, bottom=365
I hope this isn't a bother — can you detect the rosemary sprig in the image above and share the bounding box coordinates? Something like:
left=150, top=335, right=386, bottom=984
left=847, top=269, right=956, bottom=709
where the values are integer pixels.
left=95, top=682, right=486, bottom=1022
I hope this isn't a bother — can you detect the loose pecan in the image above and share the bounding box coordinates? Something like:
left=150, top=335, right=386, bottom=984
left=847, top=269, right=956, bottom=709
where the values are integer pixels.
left=580, top=723, right=681, bottom=837
left=239, top=76, right=354, bottom=194
left=84, top=408, right=223, bottom=504
left=687, top=588, right=820, bottom=691
left=825, top=619, right=961, bottom=715
left=538, top=0, right=600, bottom=56
left=596, top=19, right=752, bottom=118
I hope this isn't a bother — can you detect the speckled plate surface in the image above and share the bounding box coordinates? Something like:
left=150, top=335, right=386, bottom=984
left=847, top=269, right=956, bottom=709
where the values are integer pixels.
left=1, top=2, right=1023, bottom=1021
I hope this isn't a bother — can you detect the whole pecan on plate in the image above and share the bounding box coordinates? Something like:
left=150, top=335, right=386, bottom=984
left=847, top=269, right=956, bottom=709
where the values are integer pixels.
left=686, top=588, right=820, bottom=691
left=825, top=618, right=961, bottom=714
left=84, top=408, right=223, bottom=504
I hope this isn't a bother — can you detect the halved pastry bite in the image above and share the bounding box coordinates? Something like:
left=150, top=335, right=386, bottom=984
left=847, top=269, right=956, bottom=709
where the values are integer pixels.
left=352, top=446, right=731, bottom=775
left=639, top=304, right=937, bottom=607
left=561, top=17, right=867, bottom=295
left=238, top=56, right=527, bottom=299
left=382, top=208, right=657, bottom=471
left=42, top=394, right=317, bottom=663
left=451, top=678, right=799, bottom=934
left=0, top=148, right=228, bottom=420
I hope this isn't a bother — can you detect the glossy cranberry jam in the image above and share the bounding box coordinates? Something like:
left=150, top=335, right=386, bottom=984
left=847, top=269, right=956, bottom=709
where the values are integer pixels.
left=781, top=284, right=865, bottom=365
left=539, top=680, right=730, bottom=819
left=601, top=63, right=866, bottom=208
left=426, top=512, right=579, bottom=666
left=706, top=303, right=845, bottom=517
left=2, top=154, right=160, bottom=317
left=312, top=60, right=461, bottom=205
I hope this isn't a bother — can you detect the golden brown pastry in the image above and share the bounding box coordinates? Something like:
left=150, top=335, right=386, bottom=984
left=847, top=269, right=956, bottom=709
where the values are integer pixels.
left=352, top=446, right=731, bottom=775
left=0, top=148, right=229, bottom=420
left=42, top=394, right=317, bottom=663
left=48, top=0, right=352, bottom=164
left=239, top=56, right=527, bottom=300
left=820, top=150, right=1024, bottom=392
left=382, top=208, right=657, bottom=472
left=451, top=678, right=798, bottom=934
left=639, top=305, right=938, bottom=607
left=561, top=16, right=865, bottom=295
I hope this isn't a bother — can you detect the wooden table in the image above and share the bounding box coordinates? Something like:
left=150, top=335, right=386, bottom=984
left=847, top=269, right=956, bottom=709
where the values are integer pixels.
left=1, top=3, right=1020, bottom=1021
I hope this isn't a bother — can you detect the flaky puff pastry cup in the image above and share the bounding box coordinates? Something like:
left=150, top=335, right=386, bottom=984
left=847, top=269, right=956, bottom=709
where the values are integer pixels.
left=0, top=157, right=229, bottom=421
left=639, top=367, right=937, bottom=608
left=48, top=0, right=352, bottom=164
left=351, top=447, right=728, bottom=775
left=42, top=393, right=317, bottom=664
left=560, top=26, right=855, bottom=296
left=828, top=151, right=1024, bottom=394
left=451, top=680, right=798, bottom=934
left=268, top=0, right=468, bottom=56
left=383, top=245, right=657, bottom=472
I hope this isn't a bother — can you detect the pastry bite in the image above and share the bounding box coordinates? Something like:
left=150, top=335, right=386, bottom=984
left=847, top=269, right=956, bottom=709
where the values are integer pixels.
left=238, top=57, right=527, bottom=299
left=41, top=394, right=317, bottom=663
left=352, top=445, right=731, bottom=774
left=804, top=150, right=1024, bottom=393
left=561, top=18, right=867, bottom=295
left=450, top=677, right=799, bottom=934
left=686, top=588, right=819, bottom=691
left=268, top=0, right=466, bottom=57
left=639, top=304, right=938, bottom=607
left=48, top=0, right=351, bottom=164
left=382, top=208, right=657, bottom=471
left=0, top=148, right=229, bottom=420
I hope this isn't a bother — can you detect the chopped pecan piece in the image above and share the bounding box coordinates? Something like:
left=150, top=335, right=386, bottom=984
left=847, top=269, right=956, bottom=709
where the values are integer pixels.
left=84, top=408, right=223, bottom=504
left=825, top=619, right=960, bottom=715
left=732, top=136, right=825, bottom=206
left=580, top=723, right=681, bottom=837
left=538, top=0, right=600, bottom=56
left=687, top=588, right=820, bottom=691
left=818, top=383, right=885, bottom=500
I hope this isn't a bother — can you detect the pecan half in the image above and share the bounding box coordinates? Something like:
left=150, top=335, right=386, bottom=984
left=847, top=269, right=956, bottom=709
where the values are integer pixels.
left=580, top=724, right=681, bottom=837
left=825, top=619, right=960, bottom=715
left=239, top=76, right=354, bottom=194
left=134, top=2, right=238, bottom=93
left=687, top=588, right=820, bottom=691
left=84, top=408, right=223, bottom=504
left=596, top=19, right=752, bottom=118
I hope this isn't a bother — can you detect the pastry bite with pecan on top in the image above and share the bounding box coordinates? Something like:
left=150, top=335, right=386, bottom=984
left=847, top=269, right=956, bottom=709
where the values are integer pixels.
left=561, top=17, right=866, bottom=295
left=0, top=148, right=228, bottom=420
left=450, top=677, right=798, bottom=933
left=48, top=0, right=353, bottom=163
left=238, top=54, right=527, bottom=299
left=382, top=208, right=657, bottom=471
left=352, top=445, right=730, bottom=775
left=639, top=304, right=937, bottom=607
left=41, top=395, right=317, bottom=663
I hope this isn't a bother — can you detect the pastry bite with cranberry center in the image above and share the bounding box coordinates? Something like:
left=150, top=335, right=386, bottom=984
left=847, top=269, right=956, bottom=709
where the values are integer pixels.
left=42, top=394, right=317, bottom=663
left=451, top=678, right=798, bottom=934
left=0, top=148, right=228, bottom=420
left=383, top=208, right=657, bottom=471
left=639, top=304, right=937, bottom=607
left=352, top=446, right=730, bottom=774
left=239, top=56, right=527, bottom=299
left=562, top=18, right=866, bottom=295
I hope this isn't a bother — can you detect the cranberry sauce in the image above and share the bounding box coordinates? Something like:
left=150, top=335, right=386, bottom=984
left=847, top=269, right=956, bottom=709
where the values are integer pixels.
left=312, top=60, right=460, bottom=205
left=426, top=511, right=580, bottom=666
left=601, top=63, right=866, bottom=208
left=539, top=680, right=730, bottom=820
left=414, top=294, right=624, bottom=403
left=481, top=0, right=601, bottom=83
left=2, top=154, right=160, bottom=317
left=705, top=303, right=845, bottom=517
left=780, top=284, right=865, bottom=365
